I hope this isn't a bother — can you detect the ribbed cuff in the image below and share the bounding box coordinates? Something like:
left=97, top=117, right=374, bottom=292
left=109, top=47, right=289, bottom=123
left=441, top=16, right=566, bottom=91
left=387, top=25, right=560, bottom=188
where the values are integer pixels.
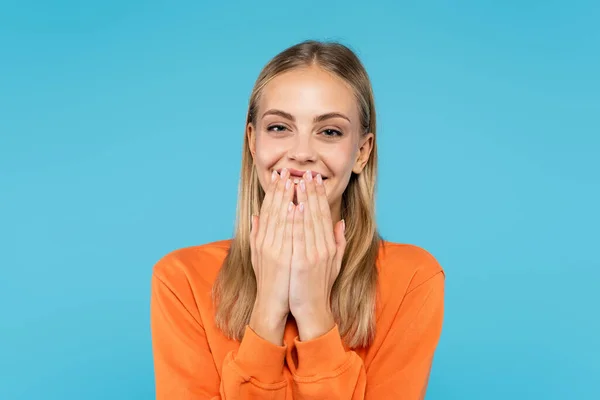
left=233, top=325, right=287, bottom=383
left=293, top=324, right=349, bottom=377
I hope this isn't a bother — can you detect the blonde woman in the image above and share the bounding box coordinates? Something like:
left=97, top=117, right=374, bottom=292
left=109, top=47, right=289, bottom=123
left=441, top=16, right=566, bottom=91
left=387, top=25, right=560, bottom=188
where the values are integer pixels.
left=150, top=40, right=445, bottom=399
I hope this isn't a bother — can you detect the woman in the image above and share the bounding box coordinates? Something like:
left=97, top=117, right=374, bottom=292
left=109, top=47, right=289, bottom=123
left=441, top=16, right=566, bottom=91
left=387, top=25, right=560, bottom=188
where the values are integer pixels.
left=150, top=40, right=445, bottom=399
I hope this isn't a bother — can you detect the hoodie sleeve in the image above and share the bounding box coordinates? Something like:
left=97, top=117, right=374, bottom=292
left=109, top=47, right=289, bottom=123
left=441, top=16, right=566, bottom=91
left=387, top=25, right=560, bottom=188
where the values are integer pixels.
left=150, top=270, right=288, bottom=399
left=286, top=271, right=445, bottom=399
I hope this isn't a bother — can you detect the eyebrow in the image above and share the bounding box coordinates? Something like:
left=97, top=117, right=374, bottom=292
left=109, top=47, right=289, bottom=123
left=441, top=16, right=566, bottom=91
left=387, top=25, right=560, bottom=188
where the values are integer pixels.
left=261, top=109, right=351, bottom=124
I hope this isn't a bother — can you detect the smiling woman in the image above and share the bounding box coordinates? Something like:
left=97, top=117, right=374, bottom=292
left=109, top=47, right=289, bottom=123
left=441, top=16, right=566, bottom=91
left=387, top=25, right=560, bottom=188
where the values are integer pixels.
left=248, top=65, right=371, bottom=215
left=150, top=40, right=445, bottom=399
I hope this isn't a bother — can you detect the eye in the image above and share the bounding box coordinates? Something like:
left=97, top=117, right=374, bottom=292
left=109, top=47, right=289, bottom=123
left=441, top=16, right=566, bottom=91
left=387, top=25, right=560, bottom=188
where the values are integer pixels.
left=321, top=128, right=343, bottom=138
left=267, top=124, right=288, bottom=132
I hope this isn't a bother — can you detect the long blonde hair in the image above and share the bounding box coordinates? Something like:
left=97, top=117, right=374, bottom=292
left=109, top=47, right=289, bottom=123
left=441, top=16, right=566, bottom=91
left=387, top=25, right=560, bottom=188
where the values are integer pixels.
left=212, top=40, right=381, bottom=348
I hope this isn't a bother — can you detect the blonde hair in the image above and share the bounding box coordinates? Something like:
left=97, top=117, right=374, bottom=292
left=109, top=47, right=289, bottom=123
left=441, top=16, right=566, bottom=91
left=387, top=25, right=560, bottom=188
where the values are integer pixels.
left=212, top=40, right=381, bottom=348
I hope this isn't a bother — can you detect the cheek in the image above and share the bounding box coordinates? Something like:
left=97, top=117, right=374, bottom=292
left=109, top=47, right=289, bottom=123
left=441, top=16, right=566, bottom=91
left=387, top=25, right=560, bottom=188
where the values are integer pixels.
left=254, top=135, right=281, bottom=167
left=321, top=144, right=356, bottom=176
left=322, top=145, right=356, bottom=199
left=254, top=134, right=288, bottom=189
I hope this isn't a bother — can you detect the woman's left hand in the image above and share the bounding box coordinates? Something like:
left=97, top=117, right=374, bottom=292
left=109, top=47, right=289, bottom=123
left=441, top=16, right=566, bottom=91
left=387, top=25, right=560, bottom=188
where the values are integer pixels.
left=289, top=170, right=346, bottom=341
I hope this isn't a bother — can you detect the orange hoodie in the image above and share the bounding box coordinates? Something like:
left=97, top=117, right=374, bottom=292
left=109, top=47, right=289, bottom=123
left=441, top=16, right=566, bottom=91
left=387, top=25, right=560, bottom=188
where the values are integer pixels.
left=150, top=239, right=445, bottom=399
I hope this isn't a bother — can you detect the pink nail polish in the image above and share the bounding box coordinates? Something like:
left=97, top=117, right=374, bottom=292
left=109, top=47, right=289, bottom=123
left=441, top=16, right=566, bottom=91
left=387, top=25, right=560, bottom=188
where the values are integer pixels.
left=282, top=168, right=288, bottom=178
left=316, top=174, right=322, bottom=185
left=288, top=201, right=294, bottom=212
left=341, top=219, right=345, bottom=232
left=306, top=170, right=312, bottom=182
left=271, top=170, right=277, bottom=182
left=299, top=202, right=304, bottom=212
left=300, top=180, right=306, bottom=192
left=286, top=179, right=292, bottom=190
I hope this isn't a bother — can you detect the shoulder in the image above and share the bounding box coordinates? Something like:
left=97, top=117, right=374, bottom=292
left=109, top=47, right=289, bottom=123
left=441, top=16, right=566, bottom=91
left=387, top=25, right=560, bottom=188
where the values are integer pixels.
left=151, top=238, right=233, bottom=291
left=377, top=240, right=445, bottom=294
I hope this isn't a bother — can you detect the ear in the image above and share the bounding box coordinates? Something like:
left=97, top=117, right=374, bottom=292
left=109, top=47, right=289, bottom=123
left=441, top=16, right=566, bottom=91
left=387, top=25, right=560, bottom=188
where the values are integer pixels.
left=352, top=133, right=374, bottom=174
left=247, top=123, right=256, bottom=158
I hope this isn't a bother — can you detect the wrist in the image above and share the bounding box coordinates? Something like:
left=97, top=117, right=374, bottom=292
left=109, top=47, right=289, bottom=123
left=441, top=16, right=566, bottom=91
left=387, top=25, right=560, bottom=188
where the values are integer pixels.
left=249, top=302, right=288, bottom=346
left=295, top=309, right=336, bottom=342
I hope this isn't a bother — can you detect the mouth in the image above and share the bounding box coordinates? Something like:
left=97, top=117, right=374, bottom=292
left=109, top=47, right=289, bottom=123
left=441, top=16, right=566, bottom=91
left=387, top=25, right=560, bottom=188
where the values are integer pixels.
left=276, top=168, right=328, bottom=183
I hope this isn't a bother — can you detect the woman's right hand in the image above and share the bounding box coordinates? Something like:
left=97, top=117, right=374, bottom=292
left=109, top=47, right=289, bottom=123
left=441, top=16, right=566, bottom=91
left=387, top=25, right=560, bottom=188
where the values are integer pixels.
left=248, top=168, right=295, bottom=345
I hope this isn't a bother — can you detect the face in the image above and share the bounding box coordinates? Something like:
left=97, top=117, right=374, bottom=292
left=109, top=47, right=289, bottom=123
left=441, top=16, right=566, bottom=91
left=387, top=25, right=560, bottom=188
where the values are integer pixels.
left=247, top=66, right=374, bottom=221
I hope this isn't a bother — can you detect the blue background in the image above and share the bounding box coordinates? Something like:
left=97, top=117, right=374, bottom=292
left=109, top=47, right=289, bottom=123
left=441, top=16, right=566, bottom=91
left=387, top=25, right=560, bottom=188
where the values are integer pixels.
left=1, top=0, right=598, bottom=398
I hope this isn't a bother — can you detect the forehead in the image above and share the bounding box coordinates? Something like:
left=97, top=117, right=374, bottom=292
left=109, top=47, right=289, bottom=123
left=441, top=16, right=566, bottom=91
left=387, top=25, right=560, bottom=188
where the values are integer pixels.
left=258, top=66, right=359, bottom=121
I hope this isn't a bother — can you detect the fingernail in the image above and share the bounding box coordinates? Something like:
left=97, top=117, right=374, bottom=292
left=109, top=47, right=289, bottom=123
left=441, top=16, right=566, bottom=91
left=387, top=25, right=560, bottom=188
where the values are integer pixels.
left=299, top=202, right=304, bottom=213
left=300, top=179, right=306, bottom=192
left=288, top=201, right=294, bottom=212
left=341, top=219, right=345, bottom=232
left=271, top=170, right=278, bottom=182
left=316, top=174, right=322, bottom=185
left=306, top=170, right=312, bottom=182
left=285, top=179, right=291, bottom=190
left=282, top=168, right=288, bottom=178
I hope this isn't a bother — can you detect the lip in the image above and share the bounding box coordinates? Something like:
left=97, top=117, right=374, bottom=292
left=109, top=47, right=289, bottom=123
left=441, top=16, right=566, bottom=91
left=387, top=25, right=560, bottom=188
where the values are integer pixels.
left=276, top=168, right=327, bottom=180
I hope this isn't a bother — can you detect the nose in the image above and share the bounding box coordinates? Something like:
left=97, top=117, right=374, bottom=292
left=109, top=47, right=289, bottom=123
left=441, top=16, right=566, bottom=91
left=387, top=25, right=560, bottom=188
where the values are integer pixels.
left=287, top=134, right=317, bottom=163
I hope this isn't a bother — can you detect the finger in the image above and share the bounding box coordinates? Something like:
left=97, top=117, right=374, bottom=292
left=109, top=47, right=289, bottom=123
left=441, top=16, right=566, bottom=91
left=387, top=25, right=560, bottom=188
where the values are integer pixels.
left=257, top=170, right=279, bottom=247
left=314, top=173, right=337, bottom=256
left=297, top=174, right=315, bottom=261
left=264, top=168, right=290, bottom=246
left=333, top=219, right=347, bottom=275
left=292, top=189, right=305, bottom=258
left=280, top=198, right=296, bottom=262
left=260, top=170, right=279, bottom=215
left=304, top=170, right=326, bottom=258
left=273, top=172, right=295, bottom=252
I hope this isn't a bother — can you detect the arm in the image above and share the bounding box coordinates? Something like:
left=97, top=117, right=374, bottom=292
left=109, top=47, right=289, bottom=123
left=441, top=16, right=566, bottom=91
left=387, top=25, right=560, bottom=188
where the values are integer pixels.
left=286, top=271, right=445, bottom=399
left=150, top=272, right=288, bottom=399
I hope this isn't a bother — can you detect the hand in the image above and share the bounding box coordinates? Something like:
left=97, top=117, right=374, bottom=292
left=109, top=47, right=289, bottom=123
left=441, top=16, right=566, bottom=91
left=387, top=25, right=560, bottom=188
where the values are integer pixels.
left=289, top=170, right=347, bottom=341
left=249, top=168, right=295, bottom=345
